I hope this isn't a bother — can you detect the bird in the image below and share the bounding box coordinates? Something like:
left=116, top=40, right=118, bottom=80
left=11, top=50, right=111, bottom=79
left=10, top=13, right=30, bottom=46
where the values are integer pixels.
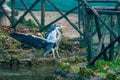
left=44, top=24, right=62, bottom=58
left=10, top=24, right=62, bottom=58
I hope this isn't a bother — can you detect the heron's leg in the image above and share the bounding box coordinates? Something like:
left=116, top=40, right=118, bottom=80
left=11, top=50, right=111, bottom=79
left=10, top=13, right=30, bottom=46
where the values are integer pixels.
left=52, top=48, right=55, bottom=58
left=43, top=49, right=51, bottom=57
left=43, top=43, right=54, bottom=57
left=56, top=45, right=60, bottom=58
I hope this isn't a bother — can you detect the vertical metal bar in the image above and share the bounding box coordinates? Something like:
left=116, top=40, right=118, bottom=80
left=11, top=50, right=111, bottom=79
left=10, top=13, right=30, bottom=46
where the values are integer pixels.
left=82, top=4, right=92, bottom=62
left=118, top=15, right=120, bottom=36
left=41, top=0, right=45, bottom=29
left=87, top=14, right=93, bottom=63
left=109, top=15, right=115, bottom=61
left=82, top=5, right=87, bottom=40
left=78, top=0, right=83, bottom=40
left=78, top=0, right=81, bottom=29
left=11, top=0, right=16, bottom=26
left=116, top=15, right=120, bottom=60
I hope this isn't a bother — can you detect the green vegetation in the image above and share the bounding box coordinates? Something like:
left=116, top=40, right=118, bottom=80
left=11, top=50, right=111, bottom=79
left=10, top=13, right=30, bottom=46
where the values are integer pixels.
left=78, top=67, right=94, bottom=79
left=56, top=55, right=120, bottom=79
left=0, top=33, right=21, bottom=50
left=11, top=18, right=39, bottom=30
left=88, top=59, right=120, bottom=79
left=18, top=18, right=39, bottom=30
left=89, top=59, right=120, bottom=73
left=0, top=32, right=21, bottom=62
left=0, top=17, right=120, bottom=79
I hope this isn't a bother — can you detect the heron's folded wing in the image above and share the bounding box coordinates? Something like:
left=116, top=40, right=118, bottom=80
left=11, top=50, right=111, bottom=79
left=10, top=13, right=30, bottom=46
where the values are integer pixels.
left=10, top=33, right=51, bottom=49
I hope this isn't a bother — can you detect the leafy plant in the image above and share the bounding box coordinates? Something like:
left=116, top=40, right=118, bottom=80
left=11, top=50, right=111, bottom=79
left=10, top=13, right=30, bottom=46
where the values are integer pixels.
left=0, top=34, right=21, bottom=52
left=17, top=18, right=39, bottom=30
left=57, top=62, right=71, bottom=71
left=78, top=67, right=94, bottom=79
left=88, top=59, right=120, bottom=78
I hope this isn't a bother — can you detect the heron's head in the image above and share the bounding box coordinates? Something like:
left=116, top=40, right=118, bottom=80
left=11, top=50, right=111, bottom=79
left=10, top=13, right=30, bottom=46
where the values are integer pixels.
left=50, top=24, right=62, bottom=31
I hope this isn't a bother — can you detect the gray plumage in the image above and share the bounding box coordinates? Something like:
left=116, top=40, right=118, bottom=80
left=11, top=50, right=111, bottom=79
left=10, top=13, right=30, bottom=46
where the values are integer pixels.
left=10, top=24, right=62, bottom=58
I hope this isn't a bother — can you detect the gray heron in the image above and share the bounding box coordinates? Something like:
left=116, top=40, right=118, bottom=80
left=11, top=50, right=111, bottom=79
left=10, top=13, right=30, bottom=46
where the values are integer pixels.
left=10, top=24, right=62, bottom=58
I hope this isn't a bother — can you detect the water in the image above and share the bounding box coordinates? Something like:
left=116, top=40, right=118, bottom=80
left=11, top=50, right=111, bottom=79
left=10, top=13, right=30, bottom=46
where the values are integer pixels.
left=0, top=65, right=56, bottom=80
left=8, top=0, right=118, bottom=12
left=8, top=0, right=78, bottom=12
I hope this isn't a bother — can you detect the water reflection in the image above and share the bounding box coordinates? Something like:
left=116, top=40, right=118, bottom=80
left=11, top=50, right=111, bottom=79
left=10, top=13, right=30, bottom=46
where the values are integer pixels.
left=0, top=65, right=56, bottom=80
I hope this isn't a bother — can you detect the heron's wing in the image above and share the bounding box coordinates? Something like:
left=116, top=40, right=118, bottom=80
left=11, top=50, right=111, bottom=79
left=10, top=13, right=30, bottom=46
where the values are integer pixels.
left=10, top=33, right=51, bottom=49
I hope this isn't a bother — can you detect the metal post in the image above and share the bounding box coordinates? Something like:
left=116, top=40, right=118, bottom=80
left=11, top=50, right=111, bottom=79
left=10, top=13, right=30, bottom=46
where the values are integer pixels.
left=41, top=0, right=45, bottom=30
left=11, top=0, right=15, bottom=26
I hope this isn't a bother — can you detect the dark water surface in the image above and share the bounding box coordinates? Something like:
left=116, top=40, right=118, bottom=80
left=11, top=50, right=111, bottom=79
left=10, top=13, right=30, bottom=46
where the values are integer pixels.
left=0, top=65, right=56, bottom=80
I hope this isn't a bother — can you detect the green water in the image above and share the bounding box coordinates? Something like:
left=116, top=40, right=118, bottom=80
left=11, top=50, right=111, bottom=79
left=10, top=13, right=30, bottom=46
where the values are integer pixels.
left=0, top=65, right=56, bottom=80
